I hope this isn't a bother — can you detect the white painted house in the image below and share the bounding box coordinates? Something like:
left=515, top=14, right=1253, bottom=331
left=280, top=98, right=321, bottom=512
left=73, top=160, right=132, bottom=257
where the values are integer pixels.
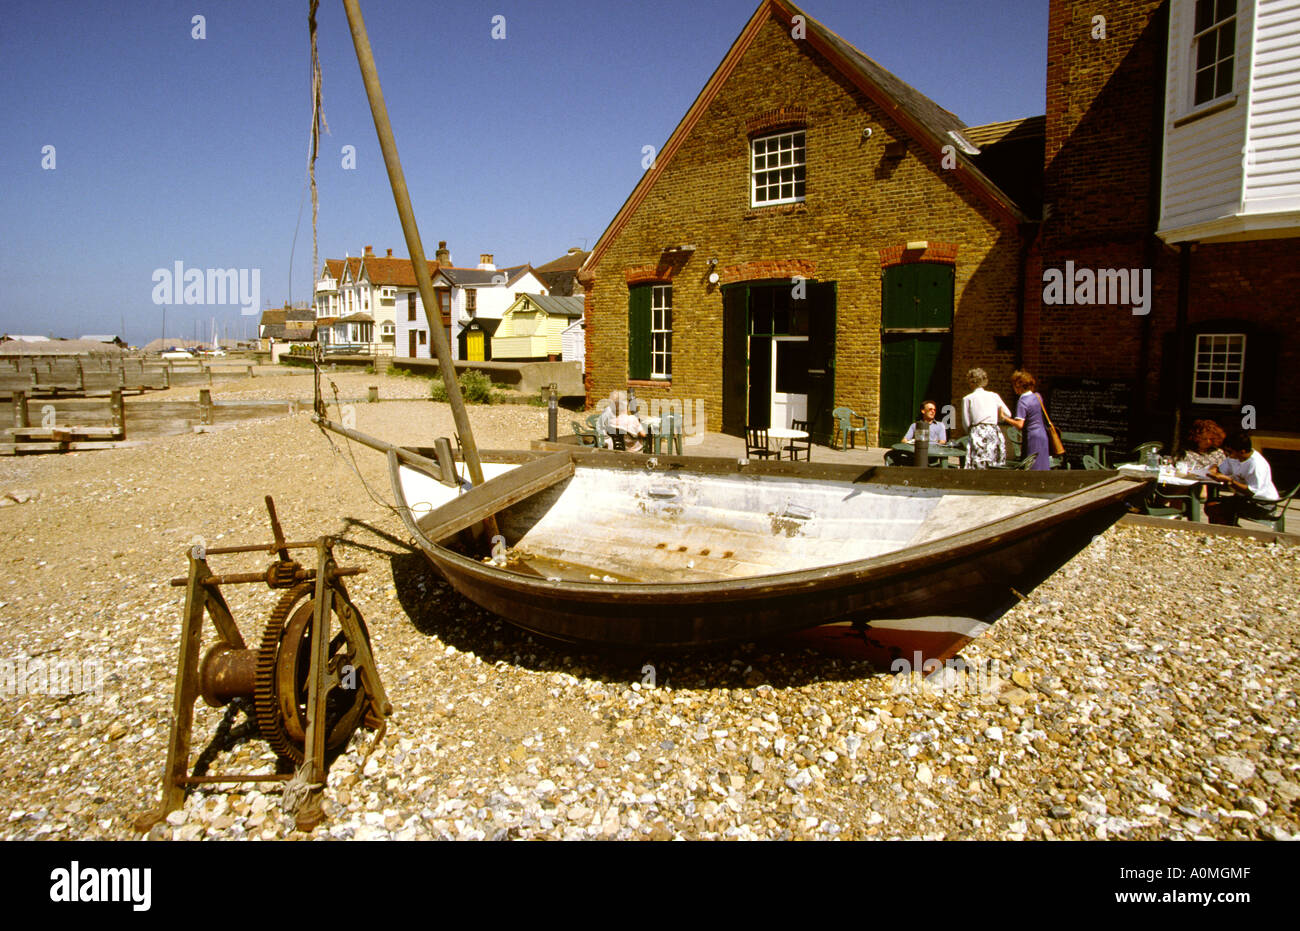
left=314, top=246, right=406, bottom=354
left=393, top=243, right=549, bottom=361
left=1158, top=0, right=1300, bottom=243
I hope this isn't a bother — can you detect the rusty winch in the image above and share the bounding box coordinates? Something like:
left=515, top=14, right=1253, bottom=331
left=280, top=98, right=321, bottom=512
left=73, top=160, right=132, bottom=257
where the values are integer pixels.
left=137, top=497, right=391, bottom=832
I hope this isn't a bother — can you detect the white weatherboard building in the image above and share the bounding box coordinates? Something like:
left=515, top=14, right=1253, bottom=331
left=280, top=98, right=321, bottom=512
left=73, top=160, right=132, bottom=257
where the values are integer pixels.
left=1158, top=0, right=1300, bottom=243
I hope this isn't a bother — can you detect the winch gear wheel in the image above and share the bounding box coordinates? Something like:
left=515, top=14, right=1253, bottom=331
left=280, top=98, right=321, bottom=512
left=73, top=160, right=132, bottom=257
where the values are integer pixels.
left=253, top=581, right=370, bottom=764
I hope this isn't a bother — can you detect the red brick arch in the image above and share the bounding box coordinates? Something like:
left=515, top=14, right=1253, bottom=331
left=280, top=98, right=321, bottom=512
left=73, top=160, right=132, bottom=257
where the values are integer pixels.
left=879, top=242, right=960, bottom=267
left=719, top=259, right=818, bottom=285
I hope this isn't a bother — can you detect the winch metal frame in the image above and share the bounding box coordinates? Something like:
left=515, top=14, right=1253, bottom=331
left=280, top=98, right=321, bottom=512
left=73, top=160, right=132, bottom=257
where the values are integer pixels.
left=135, top=497, right=390, bottom=833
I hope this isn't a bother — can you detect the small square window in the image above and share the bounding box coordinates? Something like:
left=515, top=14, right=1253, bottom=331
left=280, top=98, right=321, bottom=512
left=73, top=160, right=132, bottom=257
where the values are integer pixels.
left=751, top=130, right=806, bottom=207
left=1192, top=332, right=1246, bottom=404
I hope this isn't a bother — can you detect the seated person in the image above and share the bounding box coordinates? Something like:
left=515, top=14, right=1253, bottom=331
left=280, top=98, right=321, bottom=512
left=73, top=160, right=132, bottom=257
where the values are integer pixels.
left=599, top=391, right=646, bottom=452
left=1181, top=419, right=1226, bottom=473
left=1204, top=432, right=1279, bottom=525
left=902, top=400, right=948, bottom=446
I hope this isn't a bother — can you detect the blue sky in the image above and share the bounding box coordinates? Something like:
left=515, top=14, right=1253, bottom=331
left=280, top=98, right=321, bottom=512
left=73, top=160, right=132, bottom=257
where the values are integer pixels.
left=0, top=0, right=1047, bottom=346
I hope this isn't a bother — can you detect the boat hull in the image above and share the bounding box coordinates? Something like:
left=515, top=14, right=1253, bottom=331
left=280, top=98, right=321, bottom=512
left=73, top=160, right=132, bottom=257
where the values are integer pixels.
left=389, top=449, right=1143, bottom=652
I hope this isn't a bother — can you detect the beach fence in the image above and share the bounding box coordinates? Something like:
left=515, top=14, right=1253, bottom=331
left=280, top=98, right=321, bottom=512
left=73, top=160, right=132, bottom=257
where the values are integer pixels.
left=0, top=355, right=170, bottom=400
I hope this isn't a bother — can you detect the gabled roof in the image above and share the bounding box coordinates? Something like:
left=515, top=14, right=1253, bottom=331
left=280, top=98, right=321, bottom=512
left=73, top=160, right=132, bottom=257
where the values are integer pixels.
left=438, top=264, right=535, bottom=287
left=506, top=293, right=585, bottom=318
left=584, top=0, right=1029, bottom=274
left=358, top=255, right=438, bottom=287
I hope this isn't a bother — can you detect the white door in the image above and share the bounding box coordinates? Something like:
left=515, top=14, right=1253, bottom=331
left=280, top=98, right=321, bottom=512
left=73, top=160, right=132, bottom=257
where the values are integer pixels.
left=770, top=336, right=809, bottom=429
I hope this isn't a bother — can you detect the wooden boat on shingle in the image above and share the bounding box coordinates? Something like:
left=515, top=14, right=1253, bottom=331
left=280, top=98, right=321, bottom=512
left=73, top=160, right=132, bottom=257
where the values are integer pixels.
left=377, top=442, right=1146, bottom=656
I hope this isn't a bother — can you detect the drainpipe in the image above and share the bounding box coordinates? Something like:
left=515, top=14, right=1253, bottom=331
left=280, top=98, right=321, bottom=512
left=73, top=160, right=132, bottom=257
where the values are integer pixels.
left=1173, top=242, right=1191, bottom=454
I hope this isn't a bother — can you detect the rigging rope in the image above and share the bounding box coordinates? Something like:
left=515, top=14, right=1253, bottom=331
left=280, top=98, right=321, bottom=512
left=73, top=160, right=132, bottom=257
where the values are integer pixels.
left=308, top=0, right=329, bottom=283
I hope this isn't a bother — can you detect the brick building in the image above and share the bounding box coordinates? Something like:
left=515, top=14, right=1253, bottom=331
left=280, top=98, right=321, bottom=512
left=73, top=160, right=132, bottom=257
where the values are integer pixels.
left=577, top=0, right=1037, bottom=446
left=581, top=0, right=1299, bottom=454
left=1026, top=0, right=1300, bottom=451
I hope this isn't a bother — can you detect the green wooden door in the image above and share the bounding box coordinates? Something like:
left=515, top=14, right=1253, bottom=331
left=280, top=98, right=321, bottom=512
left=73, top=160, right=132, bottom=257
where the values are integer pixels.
left=806, top=281, right=836, bottom=445
left=880, top=264, right=953, bottom=446
left=880, top=336, right=951, bottom=445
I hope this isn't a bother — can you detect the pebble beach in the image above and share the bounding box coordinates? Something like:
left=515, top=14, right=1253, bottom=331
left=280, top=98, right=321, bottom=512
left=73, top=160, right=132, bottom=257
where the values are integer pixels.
left=0, top=370, right=1296, bottom=841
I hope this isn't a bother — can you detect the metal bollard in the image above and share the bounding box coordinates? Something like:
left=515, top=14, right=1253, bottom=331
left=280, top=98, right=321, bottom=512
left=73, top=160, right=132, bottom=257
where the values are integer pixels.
left=913, top=419, right=929, bottom=469
left=547, top=382, right=557, bottom=443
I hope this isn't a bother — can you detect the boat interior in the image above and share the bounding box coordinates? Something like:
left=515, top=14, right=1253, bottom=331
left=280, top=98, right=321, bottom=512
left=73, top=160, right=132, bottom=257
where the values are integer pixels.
left=398, top=461, right=1055, bottom=584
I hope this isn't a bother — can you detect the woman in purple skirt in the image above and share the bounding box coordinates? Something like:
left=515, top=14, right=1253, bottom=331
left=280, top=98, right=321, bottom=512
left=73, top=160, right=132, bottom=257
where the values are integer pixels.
left=1006, top=370, right=1051, bottom=470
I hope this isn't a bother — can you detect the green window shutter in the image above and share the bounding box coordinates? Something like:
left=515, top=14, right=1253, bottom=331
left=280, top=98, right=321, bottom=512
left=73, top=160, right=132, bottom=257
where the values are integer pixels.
left=627, top=285, right=652, bottom=380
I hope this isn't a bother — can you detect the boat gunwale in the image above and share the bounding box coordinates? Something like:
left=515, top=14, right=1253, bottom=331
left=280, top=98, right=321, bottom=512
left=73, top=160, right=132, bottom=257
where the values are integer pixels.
left=389, top=448, right=1150, bottom=602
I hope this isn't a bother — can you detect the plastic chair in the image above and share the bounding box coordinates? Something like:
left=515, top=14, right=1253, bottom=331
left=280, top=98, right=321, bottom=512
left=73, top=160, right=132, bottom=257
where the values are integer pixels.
left=1143, top=489, right=1195, bottom=519
left=586, top=412, right=608, bottom=449
left=782, top=418, right=812, bottom=461
left=831, top=408, right=869, bottom=450
left=1239, top=481, right=1300, bottom=533
left=1131, top=441, right=1163, bottom=462
left=656, top=409, right=683, bottom=455
left=992, top=452, right=1038, bottom=470
left=571, top=420, right=598, bottom=447
left=1004, top=424, right=1023, bottom=460
left=883, top=449, right=909, bottom=466
left=746, top=426, right=775, bottom=459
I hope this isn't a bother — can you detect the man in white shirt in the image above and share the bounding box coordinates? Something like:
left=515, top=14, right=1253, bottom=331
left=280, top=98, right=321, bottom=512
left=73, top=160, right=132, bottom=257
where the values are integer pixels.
left=1205, top=432, right=1279, bottom=525
left=903, top=401, right=948, bottom=444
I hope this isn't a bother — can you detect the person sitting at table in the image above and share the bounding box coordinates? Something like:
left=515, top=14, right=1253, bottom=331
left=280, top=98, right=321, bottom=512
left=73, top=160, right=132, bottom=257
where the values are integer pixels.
left=1204, top=432, right=1279, bottom=525
left=903, top=400, right=947, bottom=446
left=1181, top=419, right=1227, bottom=473
left=961, top=368, right=1014, bottom=469
left=600, top=390, right=646, bottom=452
left=1002, top=369, right=1051, bottom=470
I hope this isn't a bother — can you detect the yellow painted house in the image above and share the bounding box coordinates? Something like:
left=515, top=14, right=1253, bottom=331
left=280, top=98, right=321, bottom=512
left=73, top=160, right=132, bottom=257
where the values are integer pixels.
left=491, top=294, right=584, bottom=361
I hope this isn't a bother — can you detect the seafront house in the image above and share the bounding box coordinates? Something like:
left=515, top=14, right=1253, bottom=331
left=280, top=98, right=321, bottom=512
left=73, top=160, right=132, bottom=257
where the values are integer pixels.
left=1023, top=0, right=1300, bottom=449
left=577, top=0, right=1040, bottom=446
left=490, top=294, right=584, bottom=361
left=394, top=243, right=549, bottom=362
left=313, top=246, right=407, bottom=355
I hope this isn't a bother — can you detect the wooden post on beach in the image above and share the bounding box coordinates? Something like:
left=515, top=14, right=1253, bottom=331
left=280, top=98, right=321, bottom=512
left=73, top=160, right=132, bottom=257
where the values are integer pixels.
left=199, top=388, right=212, bottom=426
left=110, top=389, right=125, bottom=436
left=13, top=390, right=28, bottom=429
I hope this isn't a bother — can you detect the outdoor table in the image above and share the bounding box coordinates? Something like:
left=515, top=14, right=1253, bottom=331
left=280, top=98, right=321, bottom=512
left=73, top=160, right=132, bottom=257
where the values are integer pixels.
left=1060, top=431, right=1115, bottom=466
left=890, top=441, right=967, bottom=468
left=768, top=426, right=810, bottom=460
left=1116, top=463, right=1216, bottom=521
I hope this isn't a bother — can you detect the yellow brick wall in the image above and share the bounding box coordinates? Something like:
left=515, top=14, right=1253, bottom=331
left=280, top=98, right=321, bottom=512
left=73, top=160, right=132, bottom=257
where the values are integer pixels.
left=585, top=18, right=1022, bottom=443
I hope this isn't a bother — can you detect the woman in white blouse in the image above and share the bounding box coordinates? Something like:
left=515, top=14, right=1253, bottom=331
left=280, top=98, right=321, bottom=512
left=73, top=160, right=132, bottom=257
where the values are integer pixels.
left=961, top=367, right=1013, bottom=469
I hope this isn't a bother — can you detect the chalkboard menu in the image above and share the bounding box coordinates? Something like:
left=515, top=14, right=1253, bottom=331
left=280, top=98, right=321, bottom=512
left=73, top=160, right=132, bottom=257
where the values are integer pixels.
left=1048, top=377, right=1132, bottom=449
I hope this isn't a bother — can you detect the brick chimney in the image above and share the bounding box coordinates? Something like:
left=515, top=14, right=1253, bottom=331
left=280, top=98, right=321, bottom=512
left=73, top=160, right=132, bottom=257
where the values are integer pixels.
left=385, top=248, right=393, bottom=257
left=364, top=245, right=374, bottom=257
left=435, top=241, right=451, bottom=266
left=478, top=254, right=495, bottom=270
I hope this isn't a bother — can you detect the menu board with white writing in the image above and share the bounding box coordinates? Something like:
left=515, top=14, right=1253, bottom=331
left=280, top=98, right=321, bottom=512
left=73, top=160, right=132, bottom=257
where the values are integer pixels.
left=1048, top=377, right=1132, bottom=449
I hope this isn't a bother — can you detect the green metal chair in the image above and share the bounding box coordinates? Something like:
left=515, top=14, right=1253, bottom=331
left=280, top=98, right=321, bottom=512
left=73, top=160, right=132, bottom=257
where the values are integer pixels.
left=1239, top=481, right=1300, bottom=533
left=883, top=449, right=909, bottom=466
left=1081, top=454, right=1107, bottom=470
left=831, top=408, right=868, bottom=450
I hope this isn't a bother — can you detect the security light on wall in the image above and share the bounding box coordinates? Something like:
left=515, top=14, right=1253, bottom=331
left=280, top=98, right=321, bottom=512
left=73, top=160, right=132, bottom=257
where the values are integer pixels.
left=707, top=258, right=720, bottom=285
left=861, top=126, right=873, bottom=140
